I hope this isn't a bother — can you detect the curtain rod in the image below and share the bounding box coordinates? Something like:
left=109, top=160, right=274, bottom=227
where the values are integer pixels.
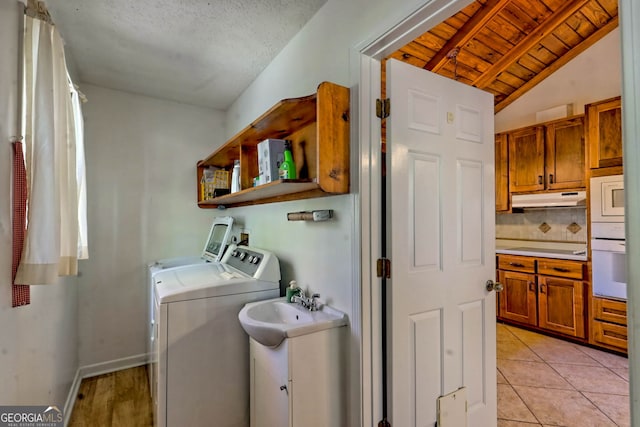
left=25, top=0, right=53, bottom=25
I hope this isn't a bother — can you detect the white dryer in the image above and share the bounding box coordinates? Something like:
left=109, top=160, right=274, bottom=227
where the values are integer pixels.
left=151, top=244, right=280, bottom=427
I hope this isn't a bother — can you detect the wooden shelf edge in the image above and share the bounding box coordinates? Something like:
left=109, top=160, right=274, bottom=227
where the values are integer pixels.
left=198, top=180, right=320, bottom=208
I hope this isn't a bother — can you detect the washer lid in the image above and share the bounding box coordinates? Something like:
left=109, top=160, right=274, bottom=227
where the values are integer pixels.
left=153, top=263, right=278, bottom=303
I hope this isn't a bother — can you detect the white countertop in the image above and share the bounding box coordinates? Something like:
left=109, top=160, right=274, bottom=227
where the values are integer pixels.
left=496, top=239, right=588, bottom=261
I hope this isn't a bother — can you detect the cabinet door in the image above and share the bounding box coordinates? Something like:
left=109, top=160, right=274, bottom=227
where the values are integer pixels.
left=545, top=116, right=585, bottom=190
left=508, top=126, right=545, bottom=192
left=538, top=276, right=585, bottom=338
left=495, top=133, right=509, bottom=211
left=587, top=97, right=623, bottom=169
left=250, top=339, right=290, bottom=427
left=498, top=270, right=537, bottom=326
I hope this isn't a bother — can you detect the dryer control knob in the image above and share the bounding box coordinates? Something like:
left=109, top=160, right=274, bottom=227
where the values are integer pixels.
left=239, top=252, right=247, bottom=260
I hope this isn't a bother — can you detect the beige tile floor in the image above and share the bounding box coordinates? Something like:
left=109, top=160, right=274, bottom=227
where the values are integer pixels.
left=497, top=323, right=630, bottom=427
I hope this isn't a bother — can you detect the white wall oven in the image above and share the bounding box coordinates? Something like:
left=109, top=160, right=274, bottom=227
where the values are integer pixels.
left=590, top=174, right=626, bottom=300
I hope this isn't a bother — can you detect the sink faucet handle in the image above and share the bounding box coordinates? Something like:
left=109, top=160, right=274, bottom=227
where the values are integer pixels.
left=309, top=293, right=321, bottom=311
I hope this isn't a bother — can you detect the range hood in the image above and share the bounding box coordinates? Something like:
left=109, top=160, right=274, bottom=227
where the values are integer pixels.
left=511, top=191, right=587, bottom=208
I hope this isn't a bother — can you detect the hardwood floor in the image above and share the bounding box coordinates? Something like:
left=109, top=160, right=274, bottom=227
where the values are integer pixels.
left=68, top=365, right=153, bottom=427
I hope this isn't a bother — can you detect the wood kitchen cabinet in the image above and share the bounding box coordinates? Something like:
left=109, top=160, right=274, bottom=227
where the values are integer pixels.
left=538, top=276, right=585, bottom=338
left=586, top=96, right=623, bottom=171
left=544, top=116, right=586, bottom=190
left=508, top=126, right=545, bottom=192
left=495, top=133, right=509, bottom=212
left=498, top=270, right=537, bottom=326
left=591, top=297, right=628, bottom=354
left=507, top=116, right=585, bottom=193
left=497, top=255, right=537, bottom=326
left=497, top=255, right=587, bottom=340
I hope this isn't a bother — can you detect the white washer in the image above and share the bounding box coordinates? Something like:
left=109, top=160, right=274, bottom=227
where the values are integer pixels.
left=147, top=216, right=235, bottom=379
left=151, top=244, right=280, bottom=427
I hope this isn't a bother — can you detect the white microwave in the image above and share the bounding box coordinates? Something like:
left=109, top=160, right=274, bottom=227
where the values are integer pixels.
left=590, top=174, right=624, bottom=223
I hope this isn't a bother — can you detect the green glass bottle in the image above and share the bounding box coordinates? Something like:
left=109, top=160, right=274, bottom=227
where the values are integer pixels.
left=278, top=141, right=297, bottom=180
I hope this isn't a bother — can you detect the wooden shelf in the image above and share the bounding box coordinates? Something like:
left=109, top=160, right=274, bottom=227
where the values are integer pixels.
left=197, top=82, right=350, bottom=208
left=198, top=179, right=322, bottom=208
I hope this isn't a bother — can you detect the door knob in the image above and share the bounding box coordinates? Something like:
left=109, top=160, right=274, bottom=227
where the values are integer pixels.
left=486, top=280, right=504, bottom=292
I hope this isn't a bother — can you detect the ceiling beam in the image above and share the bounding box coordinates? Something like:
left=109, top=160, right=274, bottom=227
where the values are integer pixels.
left=424, top=0, right=511, bottom=73
left=472, top=0, right=591, bottom=89
left=494, top=16, right=619, bottom=113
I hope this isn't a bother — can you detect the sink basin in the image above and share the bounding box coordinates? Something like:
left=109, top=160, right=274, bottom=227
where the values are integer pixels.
left=238, top=297, right=348, bottom=347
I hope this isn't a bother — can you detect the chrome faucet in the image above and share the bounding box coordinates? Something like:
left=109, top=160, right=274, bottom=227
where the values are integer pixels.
left=292, top=291, right=321, bottom=311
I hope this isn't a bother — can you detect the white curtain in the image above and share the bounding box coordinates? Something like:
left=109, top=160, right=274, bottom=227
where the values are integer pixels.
left=16, top=15, right=88, bottom=285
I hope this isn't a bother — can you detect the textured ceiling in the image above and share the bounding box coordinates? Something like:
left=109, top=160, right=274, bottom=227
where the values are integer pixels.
left=46, top=0, right=327, bottom=110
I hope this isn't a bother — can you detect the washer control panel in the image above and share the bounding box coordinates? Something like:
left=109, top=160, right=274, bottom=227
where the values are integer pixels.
left=225, top=247, right=263, bottom=277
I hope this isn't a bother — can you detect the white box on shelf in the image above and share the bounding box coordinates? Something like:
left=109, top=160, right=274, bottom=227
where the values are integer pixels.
left=257, top=139, right=286, bottom=184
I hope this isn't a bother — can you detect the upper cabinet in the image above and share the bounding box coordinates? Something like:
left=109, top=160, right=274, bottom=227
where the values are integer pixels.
left=586, top=96, right=623, bottom=173
left=495, top=133, right=509, bottom=212
left=508, top=125, right=545, bottom=193
left=508, top=115, right=585, bottom=194
left=197, top=82, right=350, bottom=208
left=544, top=116, right=586, bottom=190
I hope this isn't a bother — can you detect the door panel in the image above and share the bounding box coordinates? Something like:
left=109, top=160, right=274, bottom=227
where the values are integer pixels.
left=386, top=59, right=496, bottom=427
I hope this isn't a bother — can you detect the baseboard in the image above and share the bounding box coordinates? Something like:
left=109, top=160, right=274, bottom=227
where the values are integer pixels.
left=78, top=353, right=148, bottom=379
left=63, top=353, right=149, bottom=426
left=63, top=369, right=83, bottom=427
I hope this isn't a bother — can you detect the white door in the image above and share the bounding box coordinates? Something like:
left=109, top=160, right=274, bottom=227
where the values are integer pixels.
left=386, top=58, right=497, bottom=427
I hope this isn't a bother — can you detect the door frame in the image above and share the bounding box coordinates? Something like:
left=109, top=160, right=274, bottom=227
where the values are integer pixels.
left=352, top=2, right=476, bottom=425
left=353, top=0, right=640, bottom=425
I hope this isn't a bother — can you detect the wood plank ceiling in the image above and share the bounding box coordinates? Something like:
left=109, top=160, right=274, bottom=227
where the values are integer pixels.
left=384, top=0, right=619, bottom=113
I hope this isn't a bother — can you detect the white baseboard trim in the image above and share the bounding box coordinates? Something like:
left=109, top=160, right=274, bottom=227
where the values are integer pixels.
left=63, top=369, right=83, bottom=427
left=78, top=353, right=148, bottom=379
left=63, top=353, right=149, bottom=426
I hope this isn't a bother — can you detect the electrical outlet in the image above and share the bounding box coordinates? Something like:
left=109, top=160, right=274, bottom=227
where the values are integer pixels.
left=240, top=232, right=249, bottom=246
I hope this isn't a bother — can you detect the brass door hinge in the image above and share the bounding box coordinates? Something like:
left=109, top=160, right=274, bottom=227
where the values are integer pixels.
left=377, top=258, right=391, bottom=279
left=376, top=98, right=390, bottom=119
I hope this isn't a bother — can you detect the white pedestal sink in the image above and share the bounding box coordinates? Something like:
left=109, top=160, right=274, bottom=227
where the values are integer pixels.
left=238, top=296, right=347, bottom=347
left=239, top=297, right=348, bottom=427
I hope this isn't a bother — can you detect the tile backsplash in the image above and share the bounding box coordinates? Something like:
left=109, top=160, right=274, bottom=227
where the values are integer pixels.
left=496, top=208, right=587, bottom=243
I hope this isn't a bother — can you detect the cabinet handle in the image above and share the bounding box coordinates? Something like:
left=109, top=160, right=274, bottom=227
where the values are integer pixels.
left=540, top=283, right=546, bottom=294
left=509, top=262, right=524, bottom=267
left=529, top=282, right=535, bottom=292
left=280, top=385, right=288, bottom=395
left=549, top=174, right=554, bottom=184
left=538, top=175, right=543, bottom=185
left=553, top=267, right=570, bottom=272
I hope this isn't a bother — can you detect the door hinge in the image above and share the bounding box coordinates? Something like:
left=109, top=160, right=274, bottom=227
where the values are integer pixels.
left=376, top=98, right=390, bottom=119
left=377, top=258, right=391, bottom=279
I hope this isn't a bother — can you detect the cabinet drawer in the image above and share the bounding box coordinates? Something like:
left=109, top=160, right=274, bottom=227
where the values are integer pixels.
left=498, top=255, right=535, bottom=273
left=537, top=259, right=584, bottom=279
left=592, top=319, right=627, bottom=352
left=593, top=297, right=627, bottom=326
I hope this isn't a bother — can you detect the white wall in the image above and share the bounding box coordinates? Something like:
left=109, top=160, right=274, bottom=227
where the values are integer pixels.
left=224, top=1, right=447, bottom=425
left=495, top=28, right=621, bottom=132
left=0, top=1, right=78, bottom=409
left=77, top=85, right=226, bottom=367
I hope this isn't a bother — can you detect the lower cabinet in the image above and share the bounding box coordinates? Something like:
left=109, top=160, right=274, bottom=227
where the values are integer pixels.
left=538, top=276, right=585, bottom=338
left=497, top=254, right=587, bottom=339
left=591, top=297, right=628, bottom=353
left=498, top=270, right=537, bottom=326
left=249, top=327, right=346, bottom=427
